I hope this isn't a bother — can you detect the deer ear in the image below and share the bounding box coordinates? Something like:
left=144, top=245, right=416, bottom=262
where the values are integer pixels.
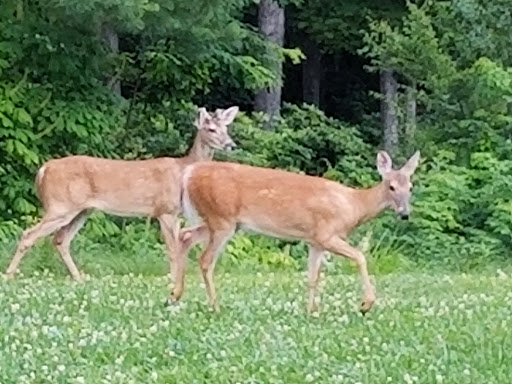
left=401, top=150, right=421, bottom=176
left=194, top=107, right=209, bottom=130
left=376, top=150, right=393, bottom=177
left=218, top=106, right=239, bottom=125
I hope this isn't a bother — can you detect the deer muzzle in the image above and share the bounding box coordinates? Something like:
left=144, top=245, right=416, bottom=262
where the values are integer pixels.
left=397, top=206, right=410, bottom=220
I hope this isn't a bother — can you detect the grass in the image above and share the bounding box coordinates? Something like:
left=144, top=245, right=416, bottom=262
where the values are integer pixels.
left=1, top=268, right=512, bottom=384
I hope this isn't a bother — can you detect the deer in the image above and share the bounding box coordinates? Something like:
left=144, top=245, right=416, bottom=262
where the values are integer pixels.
left=176, top=150, right=420, bottom=315
left=5, top=106, right=239, bottom=303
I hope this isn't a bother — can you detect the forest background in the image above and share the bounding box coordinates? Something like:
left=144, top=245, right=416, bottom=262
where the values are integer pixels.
left=1, top=0, right=512, bottom=275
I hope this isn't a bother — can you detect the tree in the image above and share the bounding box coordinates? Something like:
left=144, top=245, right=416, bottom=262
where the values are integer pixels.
left=0, top=0, right=279, bottom=224
left=379, top=69, right=398, bottom=155
left=288, top=0, right=405, bottom=131
left=362, top=0, right=512, bottom=157
left=101, top=22, right=121, bottom=95
left=301, top=33, right=321, bottom=106
left=254, top=0, right=285, bottom=126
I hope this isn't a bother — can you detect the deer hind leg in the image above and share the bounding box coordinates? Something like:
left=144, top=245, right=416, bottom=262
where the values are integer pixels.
left=53, top=210, right=91, bottom=281
left=179, top=224, right=209, bottom=253
left=158, top=214, right=186, bottom=304
left=5, top=210, right=80, bottom=278
left=160, top=223, right=210, bottom=305
left=318, top=236, right=375, bottom=315
left=198, top=225, right=235, bottom=311
left=307, top=245, right=325, bottom=314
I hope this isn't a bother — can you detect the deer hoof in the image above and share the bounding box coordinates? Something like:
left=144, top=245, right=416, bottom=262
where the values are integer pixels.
left=360, top=301, right=372, bottom=316
left=164, top=299, right=176, bottom=307
left=4, top=273, right=15, bottom=281
left=72, top=275, right=84, bottom=283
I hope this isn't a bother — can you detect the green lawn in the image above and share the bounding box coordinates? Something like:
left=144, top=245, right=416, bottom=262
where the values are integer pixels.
left=1, top=271, right=511, bottom=383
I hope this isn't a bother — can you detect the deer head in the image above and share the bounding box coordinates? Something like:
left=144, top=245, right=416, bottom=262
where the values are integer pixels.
left=377, top=150, right=420, bottom=220
left=194, top=106, right=239, bottom=151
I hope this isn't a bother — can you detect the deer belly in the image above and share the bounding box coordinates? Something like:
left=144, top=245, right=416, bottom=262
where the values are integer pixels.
left=239, top=219, right=303, bottom=241
left=90, top=199, right=156, bottom=217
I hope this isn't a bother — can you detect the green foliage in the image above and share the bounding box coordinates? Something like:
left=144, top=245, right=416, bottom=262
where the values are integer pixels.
left=225, top=234, right=299, bottom=270
left=0, top=77, right=125, bottom=223
left=0, top=79, right=38, bottom=218
left=134, top=0, right=282, bottom=104
left=118, top=100, right=196, bottom=159
left=3, top=0, right=512, bottom=276
left=359, top=0, right=512, bottom=268
left=0, top=0, right=281, bottom=231
left=389, top=150, right=512, bottom=270
left=363, top=1, right=512, bottom=153
left=361, top=2, right=456, bottom=85
left=226, top=104, right=375, bottom=185
left=434, top=0, right=512, bottom=67
left=291, top=0, right=405, bottom=54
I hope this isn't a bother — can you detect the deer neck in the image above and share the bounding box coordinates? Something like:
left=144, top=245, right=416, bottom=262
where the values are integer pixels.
left=352, top=182, right=390, bottom=226
left=184, top=133, right=214, bottom=164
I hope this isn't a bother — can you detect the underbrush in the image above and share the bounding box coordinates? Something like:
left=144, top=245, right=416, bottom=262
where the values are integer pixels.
left=1, top=214, right=511, bottom=280
left=2, top=104, right=512, bottom=276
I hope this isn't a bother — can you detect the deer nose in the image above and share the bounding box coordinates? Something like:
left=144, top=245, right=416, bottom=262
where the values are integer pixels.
left=397, top=206, right=410, bottom=220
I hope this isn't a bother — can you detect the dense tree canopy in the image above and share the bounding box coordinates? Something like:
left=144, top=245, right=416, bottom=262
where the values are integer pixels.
left=1, top=0, right=512, bottom=268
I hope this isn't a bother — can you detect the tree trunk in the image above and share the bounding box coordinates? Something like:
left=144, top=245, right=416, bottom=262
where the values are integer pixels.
left=101, top=22, right=121, bottom=95
left=302, top=34, right=321, bottom=106
left=380, top=69, right=399, bottom=155
left=405, top=81, right=417, bottom=146
left=254, top=0, right=285, bottom=128
left=16, top=0, right=23, bottom=20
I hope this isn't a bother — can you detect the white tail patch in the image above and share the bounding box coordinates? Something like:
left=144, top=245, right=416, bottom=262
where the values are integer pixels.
left=34, top=165, right=47, bottom=199
left=36, top=165, right=46, bottom=183
left=181, top=165, right=200, bottom=225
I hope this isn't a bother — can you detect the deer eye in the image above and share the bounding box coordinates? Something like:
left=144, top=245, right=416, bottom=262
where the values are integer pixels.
left=389, top=185, right=395, bottom=192
left=208, top=128, right=216, bottom=133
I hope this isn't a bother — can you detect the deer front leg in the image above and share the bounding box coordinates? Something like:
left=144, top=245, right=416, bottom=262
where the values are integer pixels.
left=307, top=245, right=324, bottom=314
left=197, top=226, right=235, bottom=311
left=320, top=236, right=376, bottom=315
left=53, top=210, right=90, bottom=281
left=158, top=214, right=186, bottom=304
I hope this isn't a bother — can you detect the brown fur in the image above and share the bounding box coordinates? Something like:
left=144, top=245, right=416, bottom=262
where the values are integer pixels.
left=36, top=156, right=182, bottom=217
left=5, top=106, right=239, bottom=294
left=179, top=150, right=420, bottom=314
left=187, top=163, right=387, bottom=241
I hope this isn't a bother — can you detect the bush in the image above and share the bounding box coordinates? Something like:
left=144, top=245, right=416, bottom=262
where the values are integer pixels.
left=1, top=103, right=386, bottom=276
left=3, top=100, right=512, bottom=276
left=224, top=103, right=375, bottom=186
left=0, top=78, right=126, bottom=227
left=390, top=149, right=512, bottom=270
